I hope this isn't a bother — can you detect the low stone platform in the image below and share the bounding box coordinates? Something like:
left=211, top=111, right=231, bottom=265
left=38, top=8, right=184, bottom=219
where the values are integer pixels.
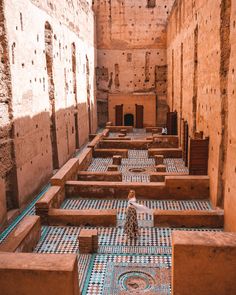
left=65, top=176, right=210, bottom=200
left=78, top=228, right=98, bottom=253
left=0, top=216, right=41, bottom=253
left=47, top=208, right=117, bottom=227
left=154, top=209, right=224, bottom=228
left=77, top=171, right=122, bottom=181
left=172, top=231, right=236, bottom=295
left=148, top=148, right=183, bottom=158
left=0, top=253, right=79, bottom=295
left=93, top=148, right=128, bottom=158
left=51, top=158, right=80, bottom=186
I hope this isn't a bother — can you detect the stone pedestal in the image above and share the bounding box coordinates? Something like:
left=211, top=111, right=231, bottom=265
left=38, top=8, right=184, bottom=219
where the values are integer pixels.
left=112, top=155, right=122, bottom=165
left=107, top=165, right=119, bottom=171
left=155, top=155, right=164, bottom=165
left=78, top=229, right=98, bottom=254
left=152, top=127, right=162, bottom=134
left=118, top=133, right=126, bottom=138
left=120, top=128, right=127, bottom=136
left=156, top=164, right=166, bottom=172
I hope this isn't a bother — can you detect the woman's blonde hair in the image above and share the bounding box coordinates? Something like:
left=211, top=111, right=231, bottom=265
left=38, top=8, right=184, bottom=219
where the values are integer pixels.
left=128, top=190, right=136, bottom=199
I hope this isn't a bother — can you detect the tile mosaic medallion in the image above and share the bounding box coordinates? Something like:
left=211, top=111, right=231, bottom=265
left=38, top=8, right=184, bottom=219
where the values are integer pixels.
left=84, top=254, right=171, bottom=295
left=103, top=263, right=170, bottom=295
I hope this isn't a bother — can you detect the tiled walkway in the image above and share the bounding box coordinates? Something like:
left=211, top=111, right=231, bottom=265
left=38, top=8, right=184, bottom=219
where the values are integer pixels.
left=88, top=150, right=188, bottom=182
left=108, top=128, right=152, bottom=140
left=34, top=224, right=221, bottom=294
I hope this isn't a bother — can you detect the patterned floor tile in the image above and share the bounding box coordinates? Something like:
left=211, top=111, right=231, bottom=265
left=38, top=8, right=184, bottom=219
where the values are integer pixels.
left=34, top=226, right=221, bottom=256
left=84, top=254, right=171, bottom=295
left=87, top=150, right=188, bottom=182
left=61, top=199, right=212, bottom=220
left=108, top=128, right=152, bottom=140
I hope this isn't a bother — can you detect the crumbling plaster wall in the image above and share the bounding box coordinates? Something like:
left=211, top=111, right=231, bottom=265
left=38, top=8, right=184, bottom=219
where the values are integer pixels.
left=167, top=0, right=236, bottom=231
left=0, top=0, right=96, bottom=222
left=93, top=0, right=175, bottom=126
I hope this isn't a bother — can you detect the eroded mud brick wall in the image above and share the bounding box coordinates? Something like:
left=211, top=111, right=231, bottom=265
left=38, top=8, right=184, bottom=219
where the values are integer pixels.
left=167, top=0, right=236, bottom=231
left=0, top=0, right=97, bottom=222
left=93, top=0, right=175, bottom=126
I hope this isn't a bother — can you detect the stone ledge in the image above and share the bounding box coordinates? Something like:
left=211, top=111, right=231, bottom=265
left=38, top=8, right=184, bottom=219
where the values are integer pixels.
left=101, top=129, right=110, bottom=137
left=99, top=140, right=153, bottom=149
left=0, top=253, right=79, bottom=295
left=150, top=172, right=188, bottom=182
left=103, top=137, right=131, bottom=140
left=77, top=148, right=93, bottom=171
left=146, top=127, right=162, bottom=133
left=172, top=231, right=236, bottom=295
left=0, top=216, right=41, bottom=253
left=47, top=209, right=117, bottom=227
left=152, top=135, right=179, bottom=148
left=148, top=148, right=183, bottom=158
left=87, top=134, right=102, bottom=149
left=154, top=209, right=224, bottom=228
left=36, top=186, right=64, bottom=211
left=65, top=178, right=209, bottom=200
left=51, top=158, right=80, bottom=186
left=77, top=171, right=122, bottom=181
left=93, top=148, right=128, bottom=158
left=106, top=125, right=133, bottom=132
left=165, top=175, right=209, bottom=199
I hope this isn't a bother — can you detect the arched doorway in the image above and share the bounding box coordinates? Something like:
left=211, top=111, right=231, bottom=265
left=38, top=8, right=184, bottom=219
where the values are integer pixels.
left=124, top=113, right=134, bottom=126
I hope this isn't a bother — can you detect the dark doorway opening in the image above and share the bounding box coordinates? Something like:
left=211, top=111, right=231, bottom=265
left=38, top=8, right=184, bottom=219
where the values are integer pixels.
left=115, top=104, right=123, bottom=125
left=183, top=121, right=189, bottom=167
left=135, top=104, right=144, bottom=128
left=166, top=111, right=178, bottom=135
left=124, top=113, right=134, bottom=126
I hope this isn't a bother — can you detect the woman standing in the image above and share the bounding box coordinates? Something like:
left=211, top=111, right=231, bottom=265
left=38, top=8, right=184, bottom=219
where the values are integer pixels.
left=124, top=190, right=153, bottom=240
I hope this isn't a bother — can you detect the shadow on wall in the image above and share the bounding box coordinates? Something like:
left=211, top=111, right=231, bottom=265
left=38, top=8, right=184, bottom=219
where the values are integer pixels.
left=0, top=102, right=93, bottom=230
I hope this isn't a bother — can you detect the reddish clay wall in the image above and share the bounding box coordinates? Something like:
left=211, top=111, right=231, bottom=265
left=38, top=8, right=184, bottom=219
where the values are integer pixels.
left=93, top=0, right=175, bottom=126
left=0, top=0, right=97, bottom=222
left=0, top=179, right=7, bottom=230
left=167, top=0, right=236, bottom=231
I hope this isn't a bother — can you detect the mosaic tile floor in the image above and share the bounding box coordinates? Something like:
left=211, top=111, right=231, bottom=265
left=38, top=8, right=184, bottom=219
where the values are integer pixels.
left=34, top=225, right=221, bottom=294
left=62, top=198, right=212, bottom=216
left=48, top=197, right=216, bottom=293
left=31, top=195, right=218, bottom=294
left=0, top=130, right=216, bottom=294
left=108, top=128, right=152, bottom=140
left=62, top=198, right=212, bottom=228
left=88, top=150, right=188, bottom=182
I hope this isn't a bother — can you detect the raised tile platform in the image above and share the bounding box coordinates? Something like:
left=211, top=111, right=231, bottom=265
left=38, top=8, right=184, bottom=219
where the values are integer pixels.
left=88, top=150, right=188, bottom=182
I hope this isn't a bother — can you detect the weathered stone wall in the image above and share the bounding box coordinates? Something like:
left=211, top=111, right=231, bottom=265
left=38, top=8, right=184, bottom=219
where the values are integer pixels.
left=224, top=0, right=236, bottom=231
left=93, top=0, right=175, bottom=126
left=167, top=0, right=236, bottom=231
left=108, top=93, right=156, bottom=127
left=0, top=0, right=96, bottom=225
